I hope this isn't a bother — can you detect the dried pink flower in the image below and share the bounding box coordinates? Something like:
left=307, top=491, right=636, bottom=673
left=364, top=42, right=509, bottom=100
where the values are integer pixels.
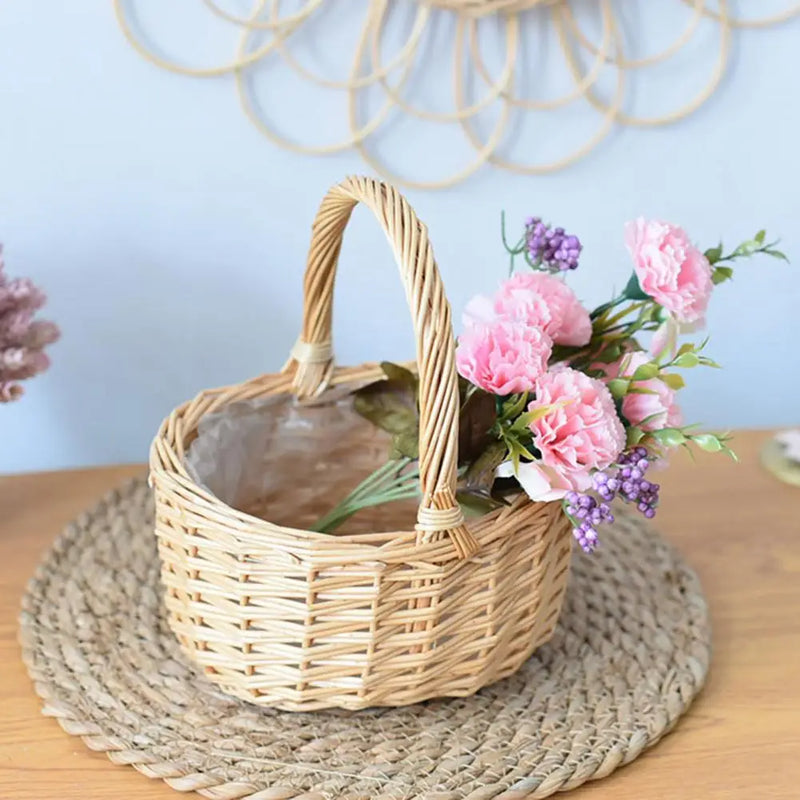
left=0, top=246, right=59, bottom=402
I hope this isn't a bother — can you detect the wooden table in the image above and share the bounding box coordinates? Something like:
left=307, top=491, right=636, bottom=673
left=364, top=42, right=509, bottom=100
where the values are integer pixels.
left=1, top=431, right=799, bottom=799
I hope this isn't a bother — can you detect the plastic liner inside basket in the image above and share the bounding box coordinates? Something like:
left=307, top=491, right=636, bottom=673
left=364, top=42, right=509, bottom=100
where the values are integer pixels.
left=184, top=385, right=416, bottom=532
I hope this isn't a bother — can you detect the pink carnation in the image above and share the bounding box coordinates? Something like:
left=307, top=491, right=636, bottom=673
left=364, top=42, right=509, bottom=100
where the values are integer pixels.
left=624, top=218, right=713, bottom=323
left=618, top=351, right=682, bottom=432
left=525, top=367, right=626, bottom=493
left=456, top=318, right=552, bottom=396
left=493, top=272, right=592, bottom=346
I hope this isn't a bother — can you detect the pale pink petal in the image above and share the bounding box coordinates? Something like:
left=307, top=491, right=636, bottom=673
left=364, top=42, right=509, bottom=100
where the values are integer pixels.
left=492, top=272, right=591, bottom=346
left=625, top=219, right=713, bottom=323
left=524, top=367, right=626, bottom=492
left=462, top=294, right=496, bottom=327
left=496, top=460, right=570, bottom=502
left=456, top=318, right=552, bottom=396
left=651, top=318, right=679, bottom=360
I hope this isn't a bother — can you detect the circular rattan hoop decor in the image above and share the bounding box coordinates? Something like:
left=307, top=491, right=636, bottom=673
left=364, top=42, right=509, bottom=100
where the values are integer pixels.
left=20, top=479, right=711, bottom=799
left=113, top=0, right=800, bottom=188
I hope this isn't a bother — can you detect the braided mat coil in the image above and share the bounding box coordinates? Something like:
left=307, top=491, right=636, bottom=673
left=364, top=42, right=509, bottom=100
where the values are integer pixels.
left=19, top=479, right=711, bottom=800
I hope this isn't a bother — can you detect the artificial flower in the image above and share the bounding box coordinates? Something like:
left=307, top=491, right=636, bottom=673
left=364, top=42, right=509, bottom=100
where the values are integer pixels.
left=625, top=218, right=713, bottom=323
left=603, top=351, right=682, bottom=432
left=455, top=317, right=552, bottom=395
left=493, top=272, right=592, bottom=346
left=650, top=314, right=704, bottom=360
left=495, top=459, right=573, bottom=502
left=0, top=248, right=59, bottom=402
left=525, top=367, right=626, bottom=494
left=464, top=272, right=591, bottom=347
left=525, top=217, right=582, bottom=271
left=333, top=212, right=782, bottom=554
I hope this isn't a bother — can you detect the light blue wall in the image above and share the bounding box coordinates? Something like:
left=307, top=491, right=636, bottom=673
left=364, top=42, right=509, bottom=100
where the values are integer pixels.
left=1, top=3, right=798, bottom=472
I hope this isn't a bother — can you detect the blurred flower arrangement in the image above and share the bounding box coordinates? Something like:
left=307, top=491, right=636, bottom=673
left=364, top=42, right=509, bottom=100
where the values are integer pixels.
left=0, top=247, right=59, bottom=403
left=315, top=218, right=785, bottom=551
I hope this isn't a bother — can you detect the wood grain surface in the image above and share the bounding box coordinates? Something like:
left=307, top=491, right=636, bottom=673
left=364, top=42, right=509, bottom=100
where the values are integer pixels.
left=1, top=431, right=799, bottom=799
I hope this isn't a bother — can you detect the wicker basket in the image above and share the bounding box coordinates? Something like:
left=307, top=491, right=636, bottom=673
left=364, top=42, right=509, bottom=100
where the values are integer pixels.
left=149, top=176, right=573, bottom=711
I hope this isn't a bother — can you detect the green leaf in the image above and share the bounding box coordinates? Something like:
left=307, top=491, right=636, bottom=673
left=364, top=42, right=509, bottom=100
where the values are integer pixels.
left=639, top=305, right=659, bottom=323
left=596, top=343, right=623, bottom=364
left=354, top=371, right=420, bottom=458
left=627, top=386, right=660, bottom=395
left=499, top=392, right=529, bottom=422
left=549, top=343, right=582, bottom=365
left=623, top=272, right=650, bottom=301
left=763, top=248, right=789, bottom=262
left=632, top=362, right=660, bottom=381
left=354, top=391, right=417, bottom=435
left=661, top=373, right=685, bottom=390
left=676, top=342, right=695, bottom=357
left=456, top=490, right=504, bottom=519
left=380, top=361, right=418, bottom=390
left=755, top=230, right=766, bottom=244
left=736, top=239, right=759, bottom=257
left=652, top=428, right=687, bottom=448
left=389, top=429, right=420, bottom=460
left=462, top=440, right=508, bottom=494
left=512, top=403, right=560, bottom=431
left=510, top=413, right=534, bottom=432
left=673, top=351, right=700, bottom=368
left=590, top=299, right=616, bottom=321
left=712, top=265, right=734, bottom=285
left=690, top=433, right=724, bottom=453
left=508, top=438, right=537, bottom=471
left=724, top=446, right=740, bottom=463
left=704, top=244, right=723, bottom=265
left=626, top=426, right=645, bottom=446
left=458, top=389, right=497, bottom=465
left=606, top=378, right=630, bottom=399
left=638, top=411, right=666, bottom=428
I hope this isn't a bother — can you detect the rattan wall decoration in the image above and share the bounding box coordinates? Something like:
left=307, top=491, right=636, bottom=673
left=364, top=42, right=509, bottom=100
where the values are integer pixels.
left=115, top=1, right=799, bottom=188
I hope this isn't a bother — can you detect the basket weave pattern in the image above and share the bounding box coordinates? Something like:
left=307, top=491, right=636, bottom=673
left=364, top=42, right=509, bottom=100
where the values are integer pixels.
left=149, top=176, right=573, bottom=711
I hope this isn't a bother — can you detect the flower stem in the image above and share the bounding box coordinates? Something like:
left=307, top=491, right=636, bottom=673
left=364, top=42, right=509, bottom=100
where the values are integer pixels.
left=310, top=458, right=420, bottom=533
left=590, top=293, right=628, bottom=321
left=501, top=211, right=525, bottom=254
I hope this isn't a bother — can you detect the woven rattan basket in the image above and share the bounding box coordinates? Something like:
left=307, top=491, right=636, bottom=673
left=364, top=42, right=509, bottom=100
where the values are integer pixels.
left=149, top=176, right=573, bottom=711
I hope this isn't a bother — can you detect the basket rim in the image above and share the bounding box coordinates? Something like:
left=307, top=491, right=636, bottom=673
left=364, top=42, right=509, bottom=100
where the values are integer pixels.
left=148, top=363, right=554, bottom=562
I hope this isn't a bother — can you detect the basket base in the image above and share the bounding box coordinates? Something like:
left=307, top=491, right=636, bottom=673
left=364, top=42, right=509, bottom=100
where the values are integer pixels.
left=21, top=478, right=710, bottom=799
left=158, top=384, right=574, bottom=711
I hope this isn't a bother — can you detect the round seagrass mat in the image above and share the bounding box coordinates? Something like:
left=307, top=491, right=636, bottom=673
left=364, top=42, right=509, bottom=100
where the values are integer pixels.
left=19, top=478, right=711, bottom=800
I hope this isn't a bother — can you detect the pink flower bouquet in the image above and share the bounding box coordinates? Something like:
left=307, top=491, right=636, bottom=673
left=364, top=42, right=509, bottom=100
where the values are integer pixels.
left=316, top=216, right=786, bottom=552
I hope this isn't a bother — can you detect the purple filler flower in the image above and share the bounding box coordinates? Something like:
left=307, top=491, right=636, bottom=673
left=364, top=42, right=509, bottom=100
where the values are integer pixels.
left=564, top=490, right=614, bottom=553
left=615, top=447, right=660, bottom=518
left=525, top=217, right=582, bottom=272
left=564, top=446, right=661, bottom=553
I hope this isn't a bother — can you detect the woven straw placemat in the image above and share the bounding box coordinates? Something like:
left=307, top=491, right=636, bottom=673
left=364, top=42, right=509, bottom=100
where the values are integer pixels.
left=19, top=478, right=710, bottom=800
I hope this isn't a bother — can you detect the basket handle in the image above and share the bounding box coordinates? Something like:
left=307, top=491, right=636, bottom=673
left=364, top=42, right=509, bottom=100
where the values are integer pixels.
left=285, top=176, right=479, bottom=559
